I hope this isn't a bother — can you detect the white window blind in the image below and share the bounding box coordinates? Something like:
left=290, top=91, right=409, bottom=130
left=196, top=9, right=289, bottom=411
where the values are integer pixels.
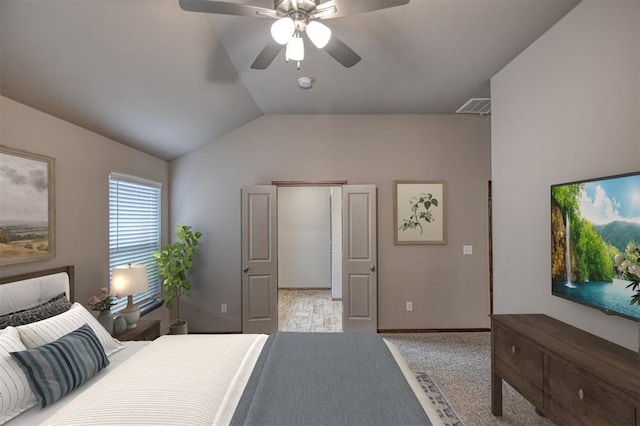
left=109, top=173, right=161, bottom=313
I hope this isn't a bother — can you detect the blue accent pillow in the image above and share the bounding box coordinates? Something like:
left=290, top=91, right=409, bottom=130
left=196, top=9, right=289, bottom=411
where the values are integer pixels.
left=10, top=324, right=109, bottom=408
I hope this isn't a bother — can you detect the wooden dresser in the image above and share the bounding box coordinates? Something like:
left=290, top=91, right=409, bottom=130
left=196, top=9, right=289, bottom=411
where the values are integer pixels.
left=491, top=314, right=639, bottom=425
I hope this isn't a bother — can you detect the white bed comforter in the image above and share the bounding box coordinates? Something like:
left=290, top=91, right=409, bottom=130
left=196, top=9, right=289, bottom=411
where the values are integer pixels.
left=33, top=333, right=442, bottom=426
left=42, top=334, right=267, bottom=426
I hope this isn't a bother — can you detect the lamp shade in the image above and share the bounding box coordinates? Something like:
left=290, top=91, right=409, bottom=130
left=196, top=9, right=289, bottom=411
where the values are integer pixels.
left=307, top=21, right=331, bottom=49
left=271, top=17, right=294, bottom=45
left=111, top=264, right=149, bottom=296
left=286, top=35, right=304, bottom=61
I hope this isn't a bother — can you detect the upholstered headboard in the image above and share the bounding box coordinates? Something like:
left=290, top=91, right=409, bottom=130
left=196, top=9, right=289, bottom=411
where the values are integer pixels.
left=0, top=266, right=74, bottom=315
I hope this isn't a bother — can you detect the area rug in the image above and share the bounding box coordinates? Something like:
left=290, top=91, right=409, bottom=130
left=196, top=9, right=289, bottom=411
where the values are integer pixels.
left=415, top=371, right=464, bottom=426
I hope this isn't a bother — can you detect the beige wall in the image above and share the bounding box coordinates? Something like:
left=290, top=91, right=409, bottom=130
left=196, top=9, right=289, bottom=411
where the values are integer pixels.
left=491, top=1, right=640, bottom=351
left=170, top=114, right=492, bottom=332
left=0, top=96, right=171, bottom=331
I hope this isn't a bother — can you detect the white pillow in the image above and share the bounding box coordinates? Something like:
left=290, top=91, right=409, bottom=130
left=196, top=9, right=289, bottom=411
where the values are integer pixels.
left=0, top=326, right=38, bottom=423
left=17, top=303, right=124, bottom=357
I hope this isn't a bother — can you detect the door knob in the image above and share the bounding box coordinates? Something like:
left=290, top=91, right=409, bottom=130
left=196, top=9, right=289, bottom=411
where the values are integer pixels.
left=370, top=265, right=376, bottom=272
left=243, top=266, right=249, bottom=273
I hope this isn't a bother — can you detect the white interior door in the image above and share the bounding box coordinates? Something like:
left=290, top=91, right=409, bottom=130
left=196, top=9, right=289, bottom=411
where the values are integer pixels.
left=241, top=185, right=277, bottom=334
left=342, top=185, right=377, bottom=332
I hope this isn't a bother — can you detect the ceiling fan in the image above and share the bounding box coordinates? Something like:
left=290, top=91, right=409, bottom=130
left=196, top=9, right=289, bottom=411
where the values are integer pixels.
left=178, top=0, right=410, bottom=70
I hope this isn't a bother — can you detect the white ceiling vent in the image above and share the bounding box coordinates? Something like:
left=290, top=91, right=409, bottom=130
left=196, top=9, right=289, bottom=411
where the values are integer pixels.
left=456, top=98, right=491, bottom=115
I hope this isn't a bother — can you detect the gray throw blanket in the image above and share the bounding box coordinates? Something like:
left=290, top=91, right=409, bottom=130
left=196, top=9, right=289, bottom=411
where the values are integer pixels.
left=231, top=332, right=432, bottom=426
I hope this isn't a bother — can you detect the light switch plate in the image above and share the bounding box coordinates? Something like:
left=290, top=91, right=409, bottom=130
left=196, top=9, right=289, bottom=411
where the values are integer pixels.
left=463, top=245, right=473, bottom=255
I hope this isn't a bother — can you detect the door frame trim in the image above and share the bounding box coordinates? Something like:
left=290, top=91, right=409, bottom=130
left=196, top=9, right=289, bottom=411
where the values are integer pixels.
left=271, top=180, right=348, bottom=187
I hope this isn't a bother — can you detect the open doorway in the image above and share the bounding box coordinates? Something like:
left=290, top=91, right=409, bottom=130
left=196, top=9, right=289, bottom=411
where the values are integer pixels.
left=277, top=186, right=343, bottom=332
left=242, top=184, right=377, bottom=334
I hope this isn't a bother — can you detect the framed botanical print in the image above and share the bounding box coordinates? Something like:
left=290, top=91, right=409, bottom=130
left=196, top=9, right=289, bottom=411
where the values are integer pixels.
left=0, top=146, right=55, bottom=265
left=394, top=180, right=447, bottom=245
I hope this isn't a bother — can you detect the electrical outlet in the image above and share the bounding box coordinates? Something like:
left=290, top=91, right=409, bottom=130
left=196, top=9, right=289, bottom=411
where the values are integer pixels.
left=406, top=301, right=413, bottom=312
left=221, top=304, right=227, bottom=314
left=463, top=245, right=473, bottom=255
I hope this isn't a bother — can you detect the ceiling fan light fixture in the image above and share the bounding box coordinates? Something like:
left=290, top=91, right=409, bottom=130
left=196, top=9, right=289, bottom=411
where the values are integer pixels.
left=306, top=21, right=331, bottom=49
left=180, top=0, right=409, bottom=70
left=286, top=34, right=304, bottom=61
left=271, top=17, right=295, bottom=45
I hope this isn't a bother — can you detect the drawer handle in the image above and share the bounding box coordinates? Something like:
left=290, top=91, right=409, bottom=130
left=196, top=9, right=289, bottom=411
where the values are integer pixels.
left=578, top=388, right=584, bottom=400
left=511, top=345, right=516, bottom=354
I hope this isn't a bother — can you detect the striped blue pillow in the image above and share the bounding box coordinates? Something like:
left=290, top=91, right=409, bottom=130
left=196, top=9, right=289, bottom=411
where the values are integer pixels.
left=10, top=323, right=109, bottom=408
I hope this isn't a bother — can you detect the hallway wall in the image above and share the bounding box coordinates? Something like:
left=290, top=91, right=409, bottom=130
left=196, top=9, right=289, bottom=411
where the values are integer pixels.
left=278, top=186, right=331, bottom=289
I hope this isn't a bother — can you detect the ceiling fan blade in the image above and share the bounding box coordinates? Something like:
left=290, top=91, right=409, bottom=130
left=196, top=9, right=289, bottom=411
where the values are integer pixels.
left=323, top=35, right=361, bottom=68
left=178, top=0, right=277, bottom=18
left=312, top=0, right=409, bottom=20
left=250, top=40, right=284, bottom=69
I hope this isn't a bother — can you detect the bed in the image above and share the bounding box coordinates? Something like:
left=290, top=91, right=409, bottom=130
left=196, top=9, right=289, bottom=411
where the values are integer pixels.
left=0, top=266, right=443, bottom=425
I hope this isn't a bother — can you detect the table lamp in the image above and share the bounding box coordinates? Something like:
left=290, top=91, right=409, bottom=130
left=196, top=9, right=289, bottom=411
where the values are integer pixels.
left=111, top=264, right=148, bottom=329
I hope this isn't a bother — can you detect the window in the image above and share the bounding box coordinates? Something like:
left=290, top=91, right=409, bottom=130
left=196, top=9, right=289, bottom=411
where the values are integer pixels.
left=109, top=173, right=161, bottom=312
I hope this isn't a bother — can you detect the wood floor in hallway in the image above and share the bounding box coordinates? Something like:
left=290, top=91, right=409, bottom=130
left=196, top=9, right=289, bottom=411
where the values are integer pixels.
left=278, top=289, right=342, bottom=332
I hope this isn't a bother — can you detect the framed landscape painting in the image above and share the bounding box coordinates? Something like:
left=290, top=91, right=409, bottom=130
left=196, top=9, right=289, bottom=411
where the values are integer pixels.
left=0, top=146, right=55, bottom=265
left=394, top=180, right=447, bottom=245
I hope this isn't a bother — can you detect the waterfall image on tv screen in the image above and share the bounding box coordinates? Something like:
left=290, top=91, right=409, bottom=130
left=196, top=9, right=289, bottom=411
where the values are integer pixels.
left=551, top=172, right=640, bottom=321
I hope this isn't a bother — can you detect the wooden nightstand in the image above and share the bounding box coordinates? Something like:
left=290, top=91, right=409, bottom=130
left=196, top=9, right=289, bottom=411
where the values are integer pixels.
left=114, top=319, right=161, bottom=341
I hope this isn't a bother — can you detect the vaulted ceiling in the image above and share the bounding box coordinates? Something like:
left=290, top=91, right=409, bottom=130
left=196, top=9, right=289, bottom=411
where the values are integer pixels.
left=0, top=0, right=580, bottom=160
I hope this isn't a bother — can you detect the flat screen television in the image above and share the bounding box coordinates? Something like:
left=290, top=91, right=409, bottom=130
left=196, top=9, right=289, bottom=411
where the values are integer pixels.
left=551, top=171, right=640, bottom=322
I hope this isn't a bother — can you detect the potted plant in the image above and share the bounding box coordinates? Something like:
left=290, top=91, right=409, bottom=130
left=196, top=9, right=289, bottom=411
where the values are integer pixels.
left=615, top=242, right=640, bottom=306
left=153, top=225, right=202, bottom=334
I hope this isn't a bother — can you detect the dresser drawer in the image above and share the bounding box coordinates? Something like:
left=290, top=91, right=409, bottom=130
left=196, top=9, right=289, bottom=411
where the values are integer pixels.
left=548, top=356, right=635, bottom=426
left=493, top=323, right=544, bottom=409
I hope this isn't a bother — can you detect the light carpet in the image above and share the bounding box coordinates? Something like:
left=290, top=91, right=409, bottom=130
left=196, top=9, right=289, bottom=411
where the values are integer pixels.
left=383, top=332, right=555, bottom=426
